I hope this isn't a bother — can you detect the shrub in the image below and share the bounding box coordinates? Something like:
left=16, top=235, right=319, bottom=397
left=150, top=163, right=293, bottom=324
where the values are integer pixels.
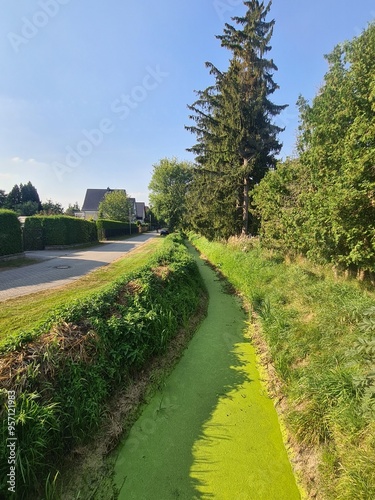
left=0, top=210, right=23, bottom=256
left=43, top=217, right=69, bottom=246
left=23, top=217, right=98, bottom=249
left=23, top=217, right=44, bottom=250
left=96, top=219, right=138, bottom=240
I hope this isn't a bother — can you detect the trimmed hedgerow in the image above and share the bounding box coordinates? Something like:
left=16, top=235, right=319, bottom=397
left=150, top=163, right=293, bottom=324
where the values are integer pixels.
left=0, top=235, right=204, bottom=498
left=23, top=217, right=44, bottom=250
left=0, top=210, right=23, bottom=256
left=96, top=219, right=139, bottom=240
left=23, top=216, right=98, bottom=249
left=43, top=216, right=68, bottom=246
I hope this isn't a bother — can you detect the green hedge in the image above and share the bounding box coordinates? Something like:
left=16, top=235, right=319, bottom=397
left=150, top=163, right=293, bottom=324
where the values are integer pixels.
left=96, top=219, right=139, bottom=240
left=0, top=236, right=204, bottom=498
left=23, top=217, right=44, bottom=250
left=0, top=210, right=23, bottom=256
left=23, top=216, right=98, bottom=250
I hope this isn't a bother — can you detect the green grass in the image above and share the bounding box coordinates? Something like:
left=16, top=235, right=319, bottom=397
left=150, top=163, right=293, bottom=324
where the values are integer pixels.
left=0, top=238, right=163, bottom=345
left=190, top=234, right=375, bottom=499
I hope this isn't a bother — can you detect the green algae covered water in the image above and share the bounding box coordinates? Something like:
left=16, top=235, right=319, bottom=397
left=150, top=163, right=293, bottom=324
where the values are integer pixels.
left=113, top=246, right=301, bottom=499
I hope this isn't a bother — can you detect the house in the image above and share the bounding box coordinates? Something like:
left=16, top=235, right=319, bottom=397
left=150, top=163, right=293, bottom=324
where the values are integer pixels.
left=135, top=202, right=146, bottom=222
left=128, top=198, right=137, bottom=221
left=79, top=188, right=141, bottom=221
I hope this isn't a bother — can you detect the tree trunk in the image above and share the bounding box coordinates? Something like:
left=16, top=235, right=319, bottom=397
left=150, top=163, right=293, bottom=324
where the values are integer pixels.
left=242, top=159, right=249, bottom=235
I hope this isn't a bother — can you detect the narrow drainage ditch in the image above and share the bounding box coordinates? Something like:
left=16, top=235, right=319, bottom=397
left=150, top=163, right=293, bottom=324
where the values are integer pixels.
left=111, top=244, right=301, bottom=499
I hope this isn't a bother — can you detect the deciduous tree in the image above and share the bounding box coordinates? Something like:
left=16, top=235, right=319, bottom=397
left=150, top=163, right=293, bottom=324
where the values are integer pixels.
left=148, top=158, right=193, bottom=231
left=98, top=190, right=131, bottom=222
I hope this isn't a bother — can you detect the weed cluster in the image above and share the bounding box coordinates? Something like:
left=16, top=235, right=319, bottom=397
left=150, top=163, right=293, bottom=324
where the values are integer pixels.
left=0, top=235, right=203, bottom=498
left=190, top=234, right=375, bottom=499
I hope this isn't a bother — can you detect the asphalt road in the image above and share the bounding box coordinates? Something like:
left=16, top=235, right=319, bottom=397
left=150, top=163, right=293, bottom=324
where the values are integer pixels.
left=0, top=232, right=158, bottom=302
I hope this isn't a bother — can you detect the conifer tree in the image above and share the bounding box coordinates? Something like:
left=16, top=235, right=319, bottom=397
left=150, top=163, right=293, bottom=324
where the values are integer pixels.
left=187, top=0, right=286, bottom=235
left=6, top=185, right=21, bottom=209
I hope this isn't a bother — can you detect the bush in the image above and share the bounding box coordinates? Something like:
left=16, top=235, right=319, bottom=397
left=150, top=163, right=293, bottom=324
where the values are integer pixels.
left=23, top=217, right=98, bottom=249
left=43, top=217, right=68, bottom=246
left=0, top=210, right=23, bottom=256
left=96, top=219, right=138, bottom=240
left=23, top=217, right=44, bottom=250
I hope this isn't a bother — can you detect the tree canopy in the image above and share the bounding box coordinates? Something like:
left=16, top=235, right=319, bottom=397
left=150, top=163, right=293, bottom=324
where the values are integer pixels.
left=98, top=190, right=131, bottom=222
left=4, top=181, right=42, bottom=215
left=253, top=22, right=375, bottom=271
left=148, top=157, right=193, bottom=231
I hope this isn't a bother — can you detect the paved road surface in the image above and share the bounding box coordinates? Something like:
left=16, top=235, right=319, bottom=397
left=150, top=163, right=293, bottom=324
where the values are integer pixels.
left=0, top=233, right=158, bottom=302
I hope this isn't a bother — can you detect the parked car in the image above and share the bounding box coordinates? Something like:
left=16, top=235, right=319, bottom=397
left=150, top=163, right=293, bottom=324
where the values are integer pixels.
left=159, top=228, right=169, bottom=236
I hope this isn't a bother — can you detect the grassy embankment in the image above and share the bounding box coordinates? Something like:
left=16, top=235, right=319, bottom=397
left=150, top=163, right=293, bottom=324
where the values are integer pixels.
left=0, top=238, right=162, bottom=347
left=0, top=235, right=204, bottom=499
left=190, top=234, right=375, bottom=500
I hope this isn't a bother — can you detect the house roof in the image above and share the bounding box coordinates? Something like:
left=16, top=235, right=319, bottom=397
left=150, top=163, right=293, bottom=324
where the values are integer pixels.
left=82, top=188, right=126, bottom=212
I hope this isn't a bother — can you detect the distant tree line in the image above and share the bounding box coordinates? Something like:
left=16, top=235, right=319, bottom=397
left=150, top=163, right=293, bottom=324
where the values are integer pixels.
left=148, top=2, right=375, bottom=272
left=0, top=181, right=80, bottom=216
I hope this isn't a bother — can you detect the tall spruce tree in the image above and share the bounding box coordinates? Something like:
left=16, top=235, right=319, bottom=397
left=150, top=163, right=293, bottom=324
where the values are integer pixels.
left=187, top=0, right=286, bottom=236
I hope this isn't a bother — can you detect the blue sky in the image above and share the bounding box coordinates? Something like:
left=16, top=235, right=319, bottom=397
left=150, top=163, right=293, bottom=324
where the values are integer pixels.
left=0, top=0, right=374, bottom=209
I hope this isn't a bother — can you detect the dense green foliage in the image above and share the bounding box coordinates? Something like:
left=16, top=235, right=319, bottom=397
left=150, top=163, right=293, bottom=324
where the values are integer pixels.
left=22, top=216, right=98, bottom=249
left=0, top=190, right=6, bottom=208
left=254, top=23, right=375, bottom=272
left=0, top=235, right=204, bottom=498
left=98, top=189, right=131, bottom=222
left=40, top=199, right=64, bottom=216
left=190, top=234, right=375, bottom=499
left=186, top=0, right=286, bottom=237
left=148, top=157, right=194, bottom=231
left=4, top=182, right=42, bottom=216
left=96, top=219, right=138, bottom=240
left=23, top=217, right=44, bottom=250
left=0, top=210, right=23, bottom=256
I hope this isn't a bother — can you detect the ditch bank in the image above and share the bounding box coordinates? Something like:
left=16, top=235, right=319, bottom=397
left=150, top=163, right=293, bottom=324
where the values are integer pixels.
left=0, top=235, right=203, bottom=499
left=111, top=243, right=301, bottom=499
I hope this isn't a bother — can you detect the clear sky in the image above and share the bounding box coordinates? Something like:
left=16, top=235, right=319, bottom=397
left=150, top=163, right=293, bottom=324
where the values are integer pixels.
left=0, top=0, right=374, bottom=209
